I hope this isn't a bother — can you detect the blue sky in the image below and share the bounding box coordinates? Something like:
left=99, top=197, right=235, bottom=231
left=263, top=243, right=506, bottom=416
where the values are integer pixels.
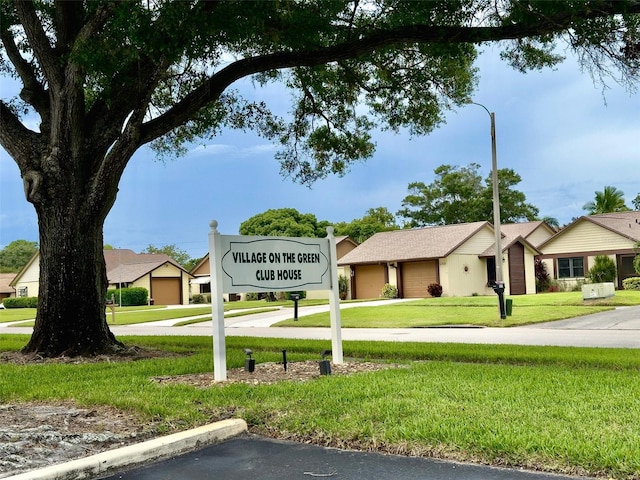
left=1, top=46, right=639, bottom=259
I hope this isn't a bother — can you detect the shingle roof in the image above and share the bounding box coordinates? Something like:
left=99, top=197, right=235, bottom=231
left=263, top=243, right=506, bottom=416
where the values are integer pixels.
left=0, top=273, right=16, bottom=295
left=108, top=260, right=173, bottom=284
left=337, top=222, right=490, bottom=265
left=499, top=221, right=553, bottom=240
left=104, top=249, right=185, bottom=283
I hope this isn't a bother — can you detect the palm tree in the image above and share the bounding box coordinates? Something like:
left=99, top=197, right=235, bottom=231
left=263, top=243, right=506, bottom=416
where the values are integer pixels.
left=583, top=186, right=630, bottom=214
left=539, top=216, right=560, bottom=230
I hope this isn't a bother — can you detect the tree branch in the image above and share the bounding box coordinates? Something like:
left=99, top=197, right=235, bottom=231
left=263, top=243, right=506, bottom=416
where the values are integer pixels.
left=54, top=0, right=84, bottom=48
left=14, top=0, right=64, bottom=92
left=0, top=27, right=49, bottom=122
left=71, top=2, right=118, bottom=54
left=139, top=0, right=640, bottom=145
left=0, top=101, right=43, bottom=171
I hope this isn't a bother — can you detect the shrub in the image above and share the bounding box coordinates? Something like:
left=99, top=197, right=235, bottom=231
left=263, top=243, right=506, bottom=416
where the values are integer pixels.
left=427, top=283, right=443, bottom=297
left=634, top=255, right=640, bottom=275
left=192, top=294, right=205, bottom=304
left=338, top=275, right=349, bottom=299
left=623, top=277, right=640, bottom=291
left=381, top=283, right=398, bottom=298
left=535, top=259, right=551, bottom=292
left=283, top=291, right=306, bottom=301
left=548, top=280, right=560, bottom=293
left=105, top=287, right=148, bottom=306
left=2, top=296, right=38, bottom=308
left=586, top=255, right=617, bottom=283
left=571, top=279, right=586, bottom=292
left=245, top=292, right=259, bottom=301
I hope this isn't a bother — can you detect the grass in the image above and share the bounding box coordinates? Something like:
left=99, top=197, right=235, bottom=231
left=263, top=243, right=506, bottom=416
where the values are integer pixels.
left=0, top=298, right=320, bottom=325
left=1, top=334, right=639, bottom=479
left=275, top=291, right=640, bottom=328
left=3, top=291, right=639, bottom=328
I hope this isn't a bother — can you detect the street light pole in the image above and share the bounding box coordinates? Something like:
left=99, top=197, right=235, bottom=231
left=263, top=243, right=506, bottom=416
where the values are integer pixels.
left=470, top=103, right=506, bottom=319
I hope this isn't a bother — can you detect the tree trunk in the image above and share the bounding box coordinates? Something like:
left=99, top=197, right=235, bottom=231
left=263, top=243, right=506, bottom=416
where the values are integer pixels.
left=21, top=173, right=124, bottom=357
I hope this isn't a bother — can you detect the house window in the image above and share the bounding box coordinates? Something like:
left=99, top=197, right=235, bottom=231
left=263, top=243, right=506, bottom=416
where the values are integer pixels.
left=17, top=286, right=28, bottom=297
left=557, top=257, right=584, bottom=278
left=619, top=255, right=636, bottom=280
left=486, top=257, right=496, bottom=286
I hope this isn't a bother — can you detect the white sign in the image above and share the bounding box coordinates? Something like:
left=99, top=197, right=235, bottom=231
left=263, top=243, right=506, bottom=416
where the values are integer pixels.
left=208, top=221, right=343, bottom=381
left=220, top=236, right=330, bottom=292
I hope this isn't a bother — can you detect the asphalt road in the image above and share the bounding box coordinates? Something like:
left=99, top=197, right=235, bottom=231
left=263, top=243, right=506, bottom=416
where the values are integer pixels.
left=97, top=434, right=590, bottom=480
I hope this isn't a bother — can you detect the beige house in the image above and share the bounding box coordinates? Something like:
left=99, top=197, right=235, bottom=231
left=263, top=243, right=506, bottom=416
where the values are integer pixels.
left=537, top=211, right=640, bottom=289
left=189, top=236, right=358, bottom=301
left=11, top=249, right=192, bottom=305
left=337, top=221, right=541, bottom=299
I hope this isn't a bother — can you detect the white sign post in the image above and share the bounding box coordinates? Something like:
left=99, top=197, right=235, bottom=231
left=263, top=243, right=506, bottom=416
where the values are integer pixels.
left=208, top=221, right=343, bottom=381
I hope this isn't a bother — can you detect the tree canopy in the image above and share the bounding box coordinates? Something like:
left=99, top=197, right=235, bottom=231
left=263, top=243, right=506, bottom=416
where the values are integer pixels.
left=1, top=0, right=639, bottom=357
left=141, top=244, right=192, bottom=268
left=239, top=208, right=330, bottom=238
left=0, top=240, right=38, bottom=273
left=333, top=207, right=399, bottom=243
left=583, top=186, right=630, bottom=214
left=397, top=163, right=539, bottom=227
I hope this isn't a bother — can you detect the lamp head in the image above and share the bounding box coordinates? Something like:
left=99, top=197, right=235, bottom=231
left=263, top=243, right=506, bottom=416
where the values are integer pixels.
left=243, top=348, right=253, bottom=358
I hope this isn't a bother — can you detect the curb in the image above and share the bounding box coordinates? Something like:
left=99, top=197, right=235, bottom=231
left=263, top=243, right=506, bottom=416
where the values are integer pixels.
left=7, top=418, right=247, bottom=480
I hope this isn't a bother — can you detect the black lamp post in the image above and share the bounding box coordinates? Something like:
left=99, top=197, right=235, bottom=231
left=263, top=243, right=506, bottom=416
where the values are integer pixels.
left=470, top=102, right=507, bottom=320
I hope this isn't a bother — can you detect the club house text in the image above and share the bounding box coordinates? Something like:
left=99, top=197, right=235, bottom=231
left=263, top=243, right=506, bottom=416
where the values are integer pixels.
left=231, top=250, right=321, bottom=281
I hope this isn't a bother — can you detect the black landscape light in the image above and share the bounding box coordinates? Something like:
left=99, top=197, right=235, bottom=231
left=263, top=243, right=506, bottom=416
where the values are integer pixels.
left=282, top=349, right=288, bottom=372
left=243, top=348, right=255, bottom=373
left=319, top=349, right=332, bottom=376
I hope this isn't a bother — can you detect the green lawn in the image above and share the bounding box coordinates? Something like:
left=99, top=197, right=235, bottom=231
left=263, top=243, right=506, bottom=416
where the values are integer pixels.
left=1, top=334, right=638, bottom=479
left=275, top=291, right=640, bottom=328
left=3, top=291, right=639, bottom=328
left=0, top=298, right=321, bottom=325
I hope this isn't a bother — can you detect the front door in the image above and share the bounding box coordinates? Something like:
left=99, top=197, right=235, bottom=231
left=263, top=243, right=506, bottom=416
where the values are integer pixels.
left=508, top=243, right=526, bottom=295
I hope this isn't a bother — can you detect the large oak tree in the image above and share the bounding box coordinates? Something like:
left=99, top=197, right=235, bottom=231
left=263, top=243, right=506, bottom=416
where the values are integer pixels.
left=1, top=1, right=639, bottom=356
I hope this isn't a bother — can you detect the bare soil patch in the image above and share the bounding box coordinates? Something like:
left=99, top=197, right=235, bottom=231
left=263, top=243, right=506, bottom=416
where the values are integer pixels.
left=0, top=402, right=159, bottom=478
left=153, top=359, right=396, bottom=387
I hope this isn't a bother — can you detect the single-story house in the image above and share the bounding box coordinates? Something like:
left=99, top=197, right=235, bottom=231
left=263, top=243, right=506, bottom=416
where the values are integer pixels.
left=189, top=235, right=359, bottom=301
left=11, top=249, right=192, bottom=305
left=0, top=273, right=16, bottom=302
left=337, top=221, right=541, bottom=299
left=537, top=211, right=640, bottom=289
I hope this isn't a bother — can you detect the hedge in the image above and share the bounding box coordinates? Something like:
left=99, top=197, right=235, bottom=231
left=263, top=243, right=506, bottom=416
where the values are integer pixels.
left=622, top=277, right=640, bottom=291
left=106, top=287, right=148, bottom=306
left=2, top=296, right=38, bottom=308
